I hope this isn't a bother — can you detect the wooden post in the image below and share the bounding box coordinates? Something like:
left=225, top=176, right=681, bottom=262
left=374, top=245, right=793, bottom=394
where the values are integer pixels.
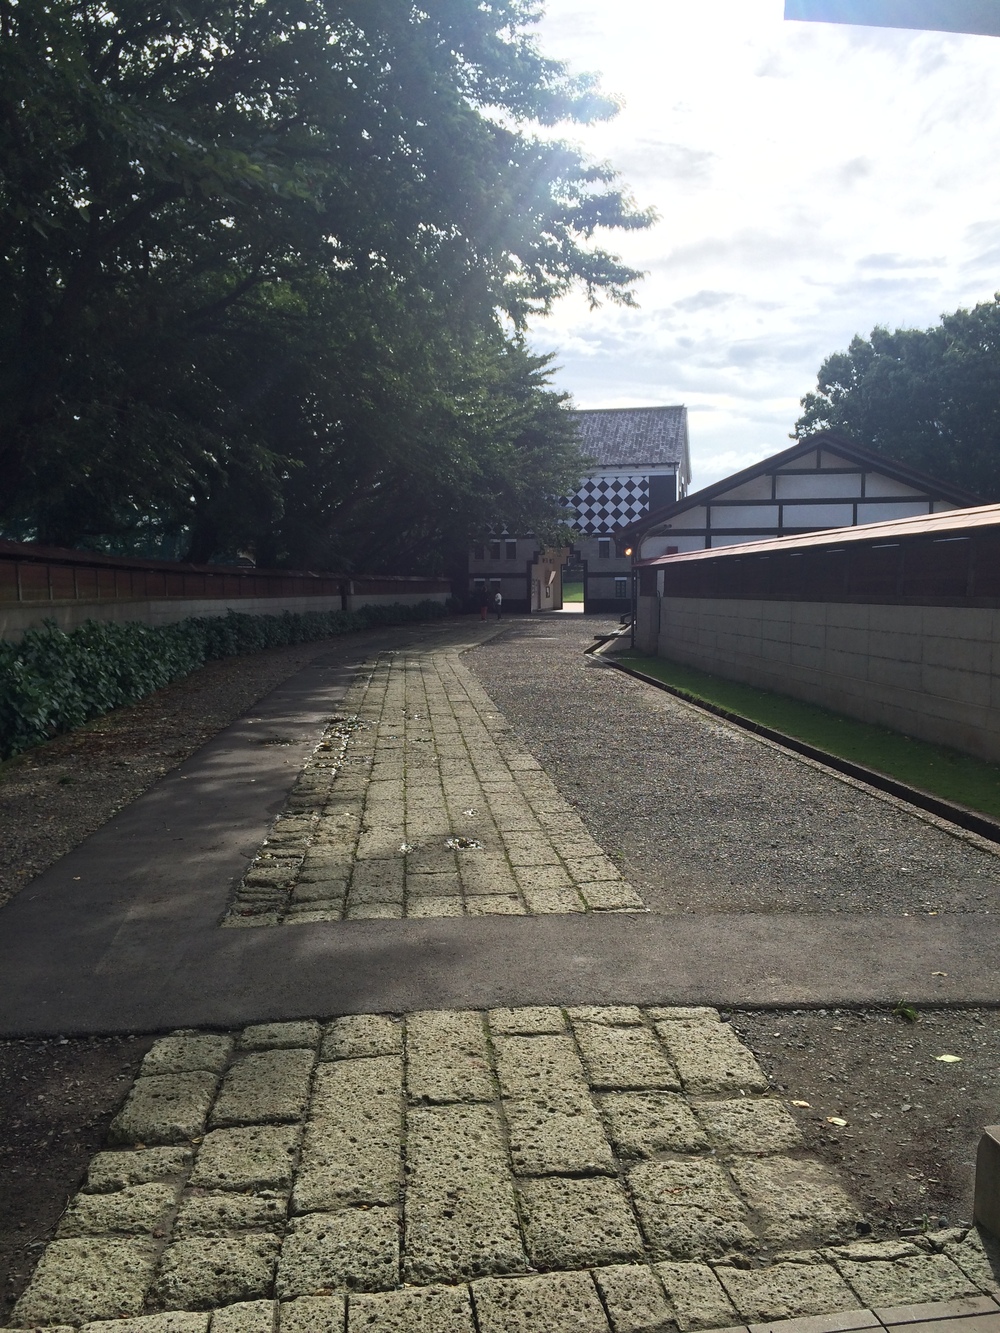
left=975, top=1126, right=1000, bottom=1239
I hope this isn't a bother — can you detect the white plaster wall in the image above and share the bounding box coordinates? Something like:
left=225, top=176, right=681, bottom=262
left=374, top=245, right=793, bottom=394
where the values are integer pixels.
left=638, top=593, right=1000, bottom=763
left=1, top=591, right=446, bottom=642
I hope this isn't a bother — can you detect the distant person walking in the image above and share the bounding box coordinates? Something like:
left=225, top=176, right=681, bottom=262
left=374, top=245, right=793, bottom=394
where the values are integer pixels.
left=478, top=586, right=489, bottom=621
left=493, top=590, right=503, bottom=620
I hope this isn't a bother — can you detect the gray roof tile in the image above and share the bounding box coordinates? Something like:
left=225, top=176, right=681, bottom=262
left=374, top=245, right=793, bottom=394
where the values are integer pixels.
left=573, top=406, right=689, bottom=469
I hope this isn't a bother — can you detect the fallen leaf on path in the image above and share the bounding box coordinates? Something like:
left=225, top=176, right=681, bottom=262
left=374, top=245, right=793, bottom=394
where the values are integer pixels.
left=790, top=1100, right=810, bottom=1108
left=931, top=971, right=948, bottom=977
left=827, top=1116, right=849, bottom=1127
left=934, top=1054, right=962, bottom=1063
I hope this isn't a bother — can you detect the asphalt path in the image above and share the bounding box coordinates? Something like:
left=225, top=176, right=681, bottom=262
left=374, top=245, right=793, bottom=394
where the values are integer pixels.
left=0, top=616, right=998, bottom=1036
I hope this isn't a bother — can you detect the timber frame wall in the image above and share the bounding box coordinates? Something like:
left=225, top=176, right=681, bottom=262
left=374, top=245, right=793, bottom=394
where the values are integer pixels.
left=633, top=505, right=1000, bottom=764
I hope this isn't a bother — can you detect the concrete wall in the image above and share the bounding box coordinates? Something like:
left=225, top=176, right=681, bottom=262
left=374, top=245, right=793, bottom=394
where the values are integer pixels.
left=635, top=593, right=1000, bottom=763
left=1, top=590, right=447, bottom=642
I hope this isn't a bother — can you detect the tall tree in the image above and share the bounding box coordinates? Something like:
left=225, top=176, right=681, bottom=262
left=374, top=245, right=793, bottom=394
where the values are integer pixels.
left=795, top=297, right=1000, bottom=500
left=0, top=0, right=651, bottom=557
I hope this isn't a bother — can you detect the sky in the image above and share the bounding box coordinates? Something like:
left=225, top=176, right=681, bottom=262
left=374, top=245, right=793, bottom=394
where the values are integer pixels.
left=526, top=0, right=1000, bottom=491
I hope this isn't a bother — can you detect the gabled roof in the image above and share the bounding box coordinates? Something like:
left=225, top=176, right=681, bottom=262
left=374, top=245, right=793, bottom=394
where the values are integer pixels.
left=573, top=406, right=691, bottom=479
left=616, top=430, right=984, bottom=545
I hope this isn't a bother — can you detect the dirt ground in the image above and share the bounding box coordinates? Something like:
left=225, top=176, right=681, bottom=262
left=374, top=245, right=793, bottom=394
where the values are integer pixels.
left=732, top=1006, right=1000, bottom=1236
left=0, top=617, right=998, bottom=1315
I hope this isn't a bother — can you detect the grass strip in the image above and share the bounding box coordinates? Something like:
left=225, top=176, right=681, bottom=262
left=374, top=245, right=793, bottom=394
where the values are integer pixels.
left=563, top=581, right=584, bottom=603
left=614, top=649, right=1000, bottom=821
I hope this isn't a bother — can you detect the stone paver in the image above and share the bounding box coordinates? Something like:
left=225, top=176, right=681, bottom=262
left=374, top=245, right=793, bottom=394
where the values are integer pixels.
left=222, top=631, right=648, bottom=922
left=12, top=1006, right=1000, bottom=1333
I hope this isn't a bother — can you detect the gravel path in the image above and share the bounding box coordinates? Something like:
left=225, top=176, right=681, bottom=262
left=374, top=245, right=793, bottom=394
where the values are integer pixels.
left=466, top=617, right=1000, bottom=917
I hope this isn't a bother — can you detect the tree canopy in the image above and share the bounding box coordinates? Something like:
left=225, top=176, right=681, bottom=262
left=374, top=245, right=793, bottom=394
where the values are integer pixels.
left=0, top=0, right=651, bottom=567
left=795, top=296, right=1000, bottom=502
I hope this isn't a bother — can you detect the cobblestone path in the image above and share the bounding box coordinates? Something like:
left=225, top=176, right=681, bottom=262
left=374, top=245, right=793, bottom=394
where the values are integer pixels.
left=223, top=632, right=645, bottom=923
left=9, top=1006, right=999, bottom=1333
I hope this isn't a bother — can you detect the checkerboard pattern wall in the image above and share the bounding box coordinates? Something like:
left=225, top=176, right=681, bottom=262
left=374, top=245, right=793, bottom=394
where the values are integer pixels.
left=561, top=474, right=650, bottom=535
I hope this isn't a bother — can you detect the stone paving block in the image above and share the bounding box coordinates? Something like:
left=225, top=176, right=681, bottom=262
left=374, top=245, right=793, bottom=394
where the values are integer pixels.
left=655, top=1261, right=740, bottom=1332
left=518, top=1176, right=645, bottom=1269
left=294, top=1057, right=402, bottom=1212
left=833, top=1255, right=979, bottom=1308
left=87, top=1148, right=193, bottom=1192
left=209, top=1301, right=278, bottom=1333
left=297, top=869, right=351, bottom=889
left=404, top=872, right=462, bottom=898
left=628, top=1160, right=754, bottom=1260
left=694, top=1099, right=804, bottom=1155
left=210, top=1050, right=315, bottom=1127
left=191, top=1125, right=300, bottom=1191
left=504, top=1096, right=616, bottom=1177
left=173, top=1190, right=288, bottom=1236
left=109, top=1073, right=219, bottom=1145
left=730, top=1157, right=857, bottom=1247
left=494, top=1033, right=589, bottom=1100
left=405, top=846, right=458, bottom=875
left=593, top=1263, right=674, bottom=1333
left=142, top=1035, right=234, bottom=1077
left=239, top=1023, right=322, bottom=1051
left=347, top=878, right=405, bottom=908
left=347, top=1284, right=476, bottom=1331
left=407, top=896, right=465, bottom=917
left=716, top=1262, right=860, bottom=1323
left=502, top=834, right=562, bottom=867
left=286, top=890, right=345, bottom=910
left=563, top=856, right=622, bottom=882
left=464, top=894, right=526, bottom=914
left=574, top=1022, right=681, bottom=1091
left=569, top=1006, right=644, bottom=1025
left=878, top=1315, right=1000, bottom=1333
left=404, top=1103, right=527, bottom=1284
left=511, top=863, right=573, bottom=891
left=458, top=857, right=520, bottom=895
left=13, top=1237, right=159, bottom=1325
left=488, top=1006, right=566, bottom=1035
left=747, top=1313, right=881, bottom=1333
left=472, top=1271, right=611, bottom=1333
left=321, top=1015, right=402, bottom=1060
left=285, top=908, right=345, bottom=924
left=277, top=1208, right=399, bottom=1296
left=346, top=903, right=404, bottom=919
left=945, top=1230, right=1000, bottom=1294
left=579, top=882, right=647, bottom=911
left=523, top=887, right=586, bottom=913
left=872, top=1295, right=1000, bottom=1324
left=655, top=1021, right=770, bottom=1095
left=405, top=1011, right=493, bottom=1104
left=80, top=1315, right=209, bottom=1333
left=277, top=1295, right=346, bottom=1333
left=57, top=1182, right=178, bottom=1237
left=151, top=1235, right=280, bottom=1310
left=600, top=1091, right=709, bottom=1158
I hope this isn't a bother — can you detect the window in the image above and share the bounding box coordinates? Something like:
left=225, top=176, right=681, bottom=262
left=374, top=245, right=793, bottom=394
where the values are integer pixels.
left=614, top=577, right=629, bottom=599
left=505, top=540, right=517, bottom=560
left=490, top=541, right=502, bottom=560
left=598, top=539, right=611, bottom=559
left=473, top=545, right=484, bottom=561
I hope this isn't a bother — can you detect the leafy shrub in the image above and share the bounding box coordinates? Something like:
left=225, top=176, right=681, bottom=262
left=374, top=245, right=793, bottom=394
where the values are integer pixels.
left=0, top=600, right=447, bottom=760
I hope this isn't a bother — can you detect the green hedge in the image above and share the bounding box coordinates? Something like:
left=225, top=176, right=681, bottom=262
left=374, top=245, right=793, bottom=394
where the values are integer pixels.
left=0, top=601, right=448, bottom=760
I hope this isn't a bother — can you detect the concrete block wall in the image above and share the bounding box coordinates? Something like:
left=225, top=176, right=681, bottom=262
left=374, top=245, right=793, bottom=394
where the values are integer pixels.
left=635, top=593, right=1000, bottom=763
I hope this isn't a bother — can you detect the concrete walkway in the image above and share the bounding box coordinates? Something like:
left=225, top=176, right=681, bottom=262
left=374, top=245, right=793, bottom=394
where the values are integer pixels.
left=2, top=617, right=999, bottom=1332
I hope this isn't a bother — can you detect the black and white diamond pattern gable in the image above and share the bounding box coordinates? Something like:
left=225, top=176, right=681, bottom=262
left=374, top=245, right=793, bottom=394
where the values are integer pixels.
left=560, top=474, right=650, bottom=535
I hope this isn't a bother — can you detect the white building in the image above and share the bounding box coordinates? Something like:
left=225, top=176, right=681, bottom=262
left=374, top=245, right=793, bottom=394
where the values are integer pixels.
left=619, top=431, right=980, bottom=561
left=468, top=405, right=691, bottom=613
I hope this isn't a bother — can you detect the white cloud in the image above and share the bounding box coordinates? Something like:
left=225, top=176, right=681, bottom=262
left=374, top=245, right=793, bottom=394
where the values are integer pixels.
left=527, top=0, right=1000, bottom=490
